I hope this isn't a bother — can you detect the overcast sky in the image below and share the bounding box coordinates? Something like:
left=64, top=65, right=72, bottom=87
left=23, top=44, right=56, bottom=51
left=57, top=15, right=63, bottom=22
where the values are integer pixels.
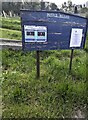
left=44, top=0, right=87, bottom=6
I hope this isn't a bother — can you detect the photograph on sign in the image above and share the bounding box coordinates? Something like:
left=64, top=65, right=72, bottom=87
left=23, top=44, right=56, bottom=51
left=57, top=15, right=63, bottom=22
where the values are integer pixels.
left=70, top=28, right=83, bottom=47
left=24, top=25, right=47, bottom=42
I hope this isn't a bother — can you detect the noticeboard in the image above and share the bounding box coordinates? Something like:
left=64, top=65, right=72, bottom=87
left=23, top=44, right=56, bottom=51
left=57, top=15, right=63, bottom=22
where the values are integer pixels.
left=20, top=10, right=88, bottom=51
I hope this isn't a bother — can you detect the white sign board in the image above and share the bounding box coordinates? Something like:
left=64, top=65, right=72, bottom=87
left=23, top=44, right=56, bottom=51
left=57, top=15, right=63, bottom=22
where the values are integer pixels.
left=70, top=28, right=83, bottom=47
left=24, top=25, right=47, bottom=42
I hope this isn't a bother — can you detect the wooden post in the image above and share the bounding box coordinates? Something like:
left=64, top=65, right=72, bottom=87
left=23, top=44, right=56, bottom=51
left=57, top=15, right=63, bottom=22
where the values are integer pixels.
left=69, top=49, right=74, bottom=72
left=36, top=50, right=40, bottom=78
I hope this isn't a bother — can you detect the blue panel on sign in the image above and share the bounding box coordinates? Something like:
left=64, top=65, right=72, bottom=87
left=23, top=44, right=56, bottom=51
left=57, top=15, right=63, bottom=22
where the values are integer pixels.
left=20, top=10, right=88, bottom=51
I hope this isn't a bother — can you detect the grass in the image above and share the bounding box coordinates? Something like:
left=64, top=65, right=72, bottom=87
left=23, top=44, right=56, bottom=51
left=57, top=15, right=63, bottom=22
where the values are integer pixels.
left=0, top=17, right=21, bottom=31
left=0, top=17, right=21, bottom=40
left=1, top=17, right=88, bottom=118
left=0, top=28, right=21, bottom=40
left=2, top=49, right=88, bottom=118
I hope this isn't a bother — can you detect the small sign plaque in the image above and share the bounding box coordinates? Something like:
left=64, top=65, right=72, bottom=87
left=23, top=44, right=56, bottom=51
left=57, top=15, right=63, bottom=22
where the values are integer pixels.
left=24, top=25, right=47, bottom=43
left=70, top=28, right=83, bottom=47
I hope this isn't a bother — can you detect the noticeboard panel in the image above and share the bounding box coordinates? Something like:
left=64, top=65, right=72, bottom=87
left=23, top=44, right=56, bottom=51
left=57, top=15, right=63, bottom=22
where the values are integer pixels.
left=20, top=10, right=88, bottom=51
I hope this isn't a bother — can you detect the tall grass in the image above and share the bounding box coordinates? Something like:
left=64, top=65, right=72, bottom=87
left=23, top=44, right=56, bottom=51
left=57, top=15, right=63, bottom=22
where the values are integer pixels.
left=2, top=49, right=87, bottom=118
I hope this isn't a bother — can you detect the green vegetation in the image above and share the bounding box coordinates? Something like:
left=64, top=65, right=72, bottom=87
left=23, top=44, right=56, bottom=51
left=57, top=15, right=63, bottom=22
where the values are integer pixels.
left=2, top=49, right=87, bottom=118
left=0, top=28, right=21, bottom=40
left=0, top=17, right=21, bottom=40
left=1, top=17, right=88, bottom=118
left=0, top=17, right=21, bottom=31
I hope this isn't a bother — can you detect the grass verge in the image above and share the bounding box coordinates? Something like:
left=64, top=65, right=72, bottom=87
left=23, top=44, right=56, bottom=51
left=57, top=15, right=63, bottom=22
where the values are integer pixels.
left=0, top=28, right=21, bottom=40
left=0, top=17, right=21, bottom=31
left=2, top=49, right=87, bottom=118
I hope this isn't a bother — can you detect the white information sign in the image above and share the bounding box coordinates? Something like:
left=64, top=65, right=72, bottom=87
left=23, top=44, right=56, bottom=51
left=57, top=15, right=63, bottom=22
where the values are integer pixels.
left=70, top=28, right=83, bottom=47
left=24, top=25, right=47, bottom=42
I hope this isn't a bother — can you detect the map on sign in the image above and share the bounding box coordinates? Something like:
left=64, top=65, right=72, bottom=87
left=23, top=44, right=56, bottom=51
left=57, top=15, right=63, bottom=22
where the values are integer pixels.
left=20, top=10, right=88, bottom=51
left=70, top=28, right=83, bottom=47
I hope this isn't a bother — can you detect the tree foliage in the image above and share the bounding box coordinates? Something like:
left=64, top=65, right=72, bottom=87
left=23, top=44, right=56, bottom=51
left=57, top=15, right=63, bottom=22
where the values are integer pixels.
left=1, top=2, right=58, bottom=17
left=61, top=0, right=88, bottom=14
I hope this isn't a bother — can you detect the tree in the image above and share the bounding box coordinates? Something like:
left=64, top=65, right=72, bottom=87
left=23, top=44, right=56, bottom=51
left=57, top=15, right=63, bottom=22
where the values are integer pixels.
left=1, top=1, right=59, bottom=17
left=64, top=2, right=66, bottom=7
left=74, top=6, right=78, bottom=13
left=61, top=0, right=74, bottom=13
left=2, top=2, right=40, bottom=16
left=50, top=3, right=58, bottom=10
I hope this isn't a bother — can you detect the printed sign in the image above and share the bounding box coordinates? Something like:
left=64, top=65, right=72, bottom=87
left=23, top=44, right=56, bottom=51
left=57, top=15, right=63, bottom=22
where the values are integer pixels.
left=20, top=10, right=88, bottom=51
left=24, top=25, right=47, bottom=42
left=70, top=28, right=83, bottom=47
